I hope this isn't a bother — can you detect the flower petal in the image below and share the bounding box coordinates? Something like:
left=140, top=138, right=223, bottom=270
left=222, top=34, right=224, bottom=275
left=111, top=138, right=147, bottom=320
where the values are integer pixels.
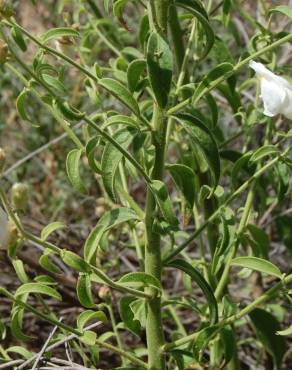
left=281, top=88, right=292, bottom=119
left=260, top=78, right=286, bottom=117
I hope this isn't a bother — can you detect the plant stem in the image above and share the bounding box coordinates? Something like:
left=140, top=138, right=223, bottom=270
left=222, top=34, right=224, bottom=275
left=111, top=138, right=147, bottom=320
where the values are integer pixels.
left=162, top=273, right=292, bottom=351
left=164, top=146, right=291, bottom=262
left=145, top=105, right=167, bottom=370
left=167, top=31, right=292, bottom=115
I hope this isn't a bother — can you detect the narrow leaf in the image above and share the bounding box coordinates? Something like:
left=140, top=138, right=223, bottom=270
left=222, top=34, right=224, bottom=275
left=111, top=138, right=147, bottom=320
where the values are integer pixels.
left=231, top=257, right=282, bottom=278
left=15, top=283, right=62, bottom=300
left=66, top=149, right=86, bottom=193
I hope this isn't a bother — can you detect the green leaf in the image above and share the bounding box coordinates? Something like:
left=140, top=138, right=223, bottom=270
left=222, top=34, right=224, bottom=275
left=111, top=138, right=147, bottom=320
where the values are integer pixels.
left=11, top=26, right=27, bottom=51
left=119, top=296, right=142, bottom=336
left=41, top=221, right=67, bottom=241
left=231, top=151, right=255, bottom=188
left=193, top=63, right=234, bottom=103
left=149, top=180, right=179, bottom=229
left=193, top=325, right=220, bottom=361
left=175, top=0, right=214, bottom=60
left=101, top=128, right=135, bottom=201
left=66, top=149, right=86, bottom=193
left=118, top=272, right=161, bottom=292
left=77, top=273, right=95, bottom=308
left=220, top=326, right=236, bottom=366
left=61, top=250, right=91, bottom=273
left=86, top=137, right=102, bottom=174
left=173, top=114, right=220, bottom=192
left=39, top=249, right=62, bottom=274
left=247, top=224, right=269, bottom=259
left=146, top=32, right=173, bottom=108
left=77, top=310, right=107, bottom=331
left=166, top=164, right=196, bottom=207
left=250, top=145, right=279, bottom=163
left=168, top=259, right=218, bottom=325
left=129, top=298, right=147, bottom=327
left=104, top=115, right=139, bottom=129
left=15, top=283, right=62, bottom=300
left=231, top=257, right=282, bottom=278
left=11, top=307, right=32, bottom=341
left=249, top=308, right=286, bottom=370
left=80, top=330, right=97, bottom=345
left=16, top=88, right=31, bottom=121
left=42, top=74, right=67, bottom=94
left=269, top=5, right=292, bottom=19
left=277, top=324, right=292, bottom=336
left=84, top=207, right=139, bottom=263
left=98, top=78, right=140, bottom=116
left=40, top=27, right=79, bottom=44
left=12, top=259, right=29, bottom=283
left=7, top=346, right=32, bottom=359
left=127, top=59, right=146, bottom=92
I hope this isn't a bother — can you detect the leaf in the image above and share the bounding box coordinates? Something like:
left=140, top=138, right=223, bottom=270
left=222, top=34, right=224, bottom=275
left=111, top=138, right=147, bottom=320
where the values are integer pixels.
left=119, top=296, right=141, bottom=336
left=84, top=207, right=139, bottom=263
left=66, top=149, right=86, bottom=193
left=11, top=307, right=32, bottom=341
left=86, top=137, right=102, bottom=174
left=250, top=145, right=279, bottom=163
left=39, top=249, right=62, bottom=274
left=220, top=326, right=236, bottom=366
left=231, top=151, right=255, bottom=188
left=127, top=59, right=146, bottom=92
left=42, top=74, right=67, bottom=94
left=16, top=88, right=31, bottom=121
left=77, top=273, right=95, bottom=308
left=98, top=78, right=140, bottom=116
left=6, top=346, right=32, bottom=359
left=149, top=180, right=179, bottom=229
left=101, top=128, right=135, bottom=201
left=80, top=330, right=97, bottom=345
left=40, top=27, right=79, bottom=44
left=175, top=0, right=214, bottom=60
left=247, top=224, right=269, bottom=259
left=193, top=63, right=234, bottom=103
left=249, top=308, right=286, bottom=370
left=193, top=325, right=220, bottom=361
left=104, top=115, right=139, bottom=129
left=11, top=26, right=27, bottom=51
left=118, top=272, right=161, bottom=291
left=269, top=6, right=292, bottom=19
left=166, top=164, right=196, bottom=207
left=173, top=114, right=220, bottom=192
left=231, top=257, right=282, bottom=278
left=12, top=259, right=29, bottom=283
left=77, top=310, right=107, bottom=331
left=168, top=259, right=218, bottom=325
left=277, top=324, right=292, bottom=336
left=61, top=250, right=91, bottom=273
left=41, top=221, right=67, bottom=241
left=15, top=283, right=62, bottom=300
left=146, top=32, right=173, bottom=108
left=129, top=298, right=147, bottom=327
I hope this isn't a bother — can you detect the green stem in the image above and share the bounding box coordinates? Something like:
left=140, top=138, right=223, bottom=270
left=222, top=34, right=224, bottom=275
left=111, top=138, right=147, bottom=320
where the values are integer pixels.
left=0, top=287, right=148, bottom=368
left=162, top=273, right=292, bottom=351
left=164, top=146, right=291, bottom=262
left=215, top=184, right=255, bottom=300
left=167, top=32, right=292, bottom=115
left=0, top=188, right=151, bottom=300
left=145, top=105, right=167, bottom=370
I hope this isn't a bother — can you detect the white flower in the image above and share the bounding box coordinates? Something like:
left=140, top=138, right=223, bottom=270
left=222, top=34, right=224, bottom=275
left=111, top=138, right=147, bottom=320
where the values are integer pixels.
left=249, top=60, right=292, bottom=119
left=0, top=206, right=8, bottom=249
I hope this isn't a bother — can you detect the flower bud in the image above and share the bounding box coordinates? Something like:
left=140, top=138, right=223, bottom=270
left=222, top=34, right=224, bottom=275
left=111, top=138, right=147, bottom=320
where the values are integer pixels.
left=0, top=206, right=8, bottom=249
left=11, top=183, right=29, bottom=210
left=0, top=40, right=8, bottom=64
left=0, top=148, right=6, bottom=173
left=98, top=286, right=111, bottom=302
left=0, top=0, right=14, bottom=18
left=6, top=220, right=18, bottom=248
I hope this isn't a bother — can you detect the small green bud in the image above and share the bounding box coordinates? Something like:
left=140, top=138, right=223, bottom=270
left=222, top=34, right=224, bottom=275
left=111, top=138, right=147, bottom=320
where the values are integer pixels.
left=0, top=40, right=8, bottom=64
left=0, top=0, right=14, bottom=18
left=11, top=183, right=29, bottom=210
left=0, top=148, right=6, bottom=172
